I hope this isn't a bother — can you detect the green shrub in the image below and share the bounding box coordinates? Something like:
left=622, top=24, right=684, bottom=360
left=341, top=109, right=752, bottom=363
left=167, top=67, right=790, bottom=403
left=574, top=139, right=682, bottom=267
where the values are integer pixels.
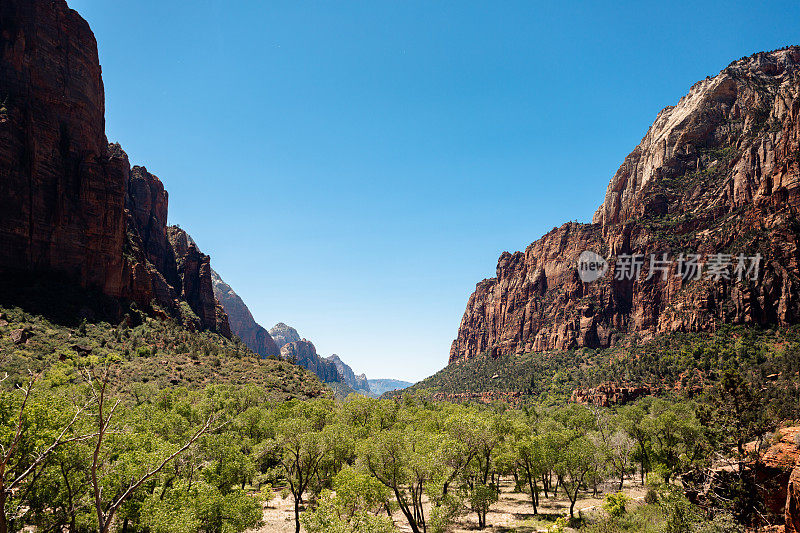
left=603, top=492, right=631, bottom=518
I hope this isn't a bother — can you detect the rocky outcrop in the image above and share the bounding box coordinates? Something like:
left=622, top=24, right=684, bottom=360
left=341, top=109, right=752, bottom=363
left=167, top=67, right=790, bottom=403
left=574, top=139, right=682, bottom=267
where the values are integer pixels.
left=118, top=149, right=228, bottom=335
left=757, top=427, right=800, bottom=519
left=167, top=227, right=229, bottom=335
left=788, top=464, right=800, bottom=533
left=689, top=427, right=800, bottom=525
left=270, top=323, right=301, bottom=349
left=571, top=383, right=656, bottom=407
left=450, top=47, right=800, bottom=363
left=280, top=340, right=344, bottom=383
left=211, top=269, right=279, bottom=356
left=326, top=354, right=371, bottom=393
left=125, top=164, right=179, bottom=288
left=0, top=0, right=128, bottom=296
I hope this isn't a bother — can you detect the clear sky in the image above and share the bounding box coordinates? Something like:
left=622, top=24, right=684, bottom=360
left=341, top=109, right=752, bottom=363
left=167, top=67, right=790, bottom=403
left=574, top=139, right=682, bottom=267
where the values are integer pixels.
left=70, top=0, right=799, bottom=382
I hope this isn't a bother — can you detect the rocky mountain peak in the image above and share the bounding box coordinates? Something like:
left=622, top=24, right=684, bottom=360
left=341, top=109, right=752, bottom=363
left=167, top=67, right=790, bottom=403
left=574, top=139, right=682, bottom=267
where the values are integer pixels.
left=326, top=354, right=371, bottom=394
left=269, top=322, right=301, bottom=349
left=594, top=45, right=800, bottom=228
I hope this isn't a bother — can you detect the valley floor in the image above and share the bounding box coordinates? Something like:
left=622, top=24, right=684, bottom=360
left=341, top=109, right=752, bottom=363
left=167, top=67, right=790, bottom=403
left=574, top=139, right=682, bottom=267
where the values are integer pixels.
left=250, top=477, right=648, bottom=533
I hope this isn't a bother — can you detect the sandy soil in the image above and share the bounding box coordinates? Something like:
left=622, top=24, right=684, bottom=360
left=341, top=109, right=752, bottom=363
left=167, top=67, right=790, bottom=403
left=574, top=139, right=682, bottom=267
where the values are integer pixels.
left=248, top=477, right=648, bottom=533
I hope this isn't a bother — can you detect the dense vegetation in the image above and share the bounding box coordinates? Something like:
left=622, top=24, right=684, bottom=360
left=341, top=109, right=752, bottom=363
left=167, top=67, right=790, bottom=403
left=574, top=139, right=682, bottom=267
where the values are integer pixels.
left=1, top=344, right=797, bottom=532
left=402, top=325, right=800, bottom=409
left=0, top=304, right=327, bottom=400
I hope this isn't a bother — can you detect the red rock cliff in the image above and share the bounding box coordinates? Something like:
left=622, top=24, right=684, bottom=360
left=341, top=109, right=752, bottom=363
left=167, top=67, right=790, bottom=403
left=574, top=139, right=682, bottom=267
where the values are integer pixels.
left=450, top=47, right=800, bottom=363
left=0, top=0, right=128, bottom=296
left=0, top=0, right=231, bottom=337
left=788, top=464, right=800, bottom=533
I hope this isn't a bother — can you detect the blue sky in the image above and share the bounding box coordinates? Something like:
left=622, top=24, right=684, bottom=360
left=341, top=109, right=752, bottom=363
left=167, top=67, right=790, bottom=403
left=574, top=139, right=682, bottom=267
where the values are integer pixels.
left=71, top=0, right=799, bottom=382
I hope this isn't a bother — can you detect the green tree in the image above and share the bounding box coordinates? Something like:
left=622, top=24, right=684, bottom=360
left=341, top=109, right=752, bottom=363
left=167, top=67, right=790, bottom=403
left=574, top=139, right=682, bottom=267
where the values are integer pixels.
left=275, top=415, right=330, bottom=533
left=301, top=466, right=393, bottom=533
left=555, top=436, right=597, bottom=520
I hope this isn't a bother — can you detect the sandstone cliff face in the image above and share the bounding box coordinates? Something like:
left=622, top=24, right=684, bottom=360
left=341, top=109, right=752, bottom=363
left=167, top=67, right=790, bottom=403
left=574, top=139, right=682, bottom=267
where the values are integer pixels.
left=0, top=0, right=232, bottom=338
left=126, top=165, right=179, bottom=288
left=326, top=354, right=371, bottom=393
left=758, top=427, right=800, bottom=520
left=167, top=227, right=230, bottom=335
left=211, top=269, right=279, bottom=356
left=280, top=339, right=344, bottom=383
left=118, top=152, right=229, bottom=336
left=451, top=47, right=800, bottom=363
left=270, top=322, right=301, bottom=349
left=0, top=0, right=127, bottom=296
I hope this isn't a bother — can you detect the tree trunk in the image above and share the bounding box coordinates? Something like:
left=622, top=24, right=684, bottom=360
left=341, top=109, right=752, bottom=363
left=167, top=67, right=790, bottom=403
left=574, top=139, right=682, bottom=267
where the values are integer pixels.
left=0, top=490, right=7, bottom=533
left=527, top=476, right=538, bottom=515
left=294, top=495, right=301, bottom=533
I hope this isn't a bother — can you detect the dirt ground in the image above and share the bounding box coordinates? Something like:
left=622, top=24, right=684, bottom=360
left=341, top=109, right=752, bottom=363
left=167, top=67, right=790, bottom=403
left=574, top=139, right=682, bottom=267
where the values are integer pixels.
left=247, top=477, right=648, bottom=533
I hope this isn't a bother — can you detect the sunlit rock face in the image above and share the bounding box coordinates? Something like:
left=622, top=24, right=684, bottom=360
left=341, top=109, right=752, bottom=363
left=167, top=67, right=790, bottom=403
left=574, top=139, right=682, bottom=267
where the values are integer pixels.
left=212, top=270, right=280, bottom=356
left=451, top=47, right=800, bottom=363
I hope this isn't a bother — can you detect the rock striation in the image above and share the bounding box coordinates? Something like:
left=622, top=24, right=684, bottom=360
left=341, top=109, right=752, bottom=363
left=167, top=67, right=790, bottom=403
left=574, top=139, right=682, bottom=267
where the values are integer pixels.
left=211, top=270, right=280, bottom=356
left=451, top=47, right=800, bottom=363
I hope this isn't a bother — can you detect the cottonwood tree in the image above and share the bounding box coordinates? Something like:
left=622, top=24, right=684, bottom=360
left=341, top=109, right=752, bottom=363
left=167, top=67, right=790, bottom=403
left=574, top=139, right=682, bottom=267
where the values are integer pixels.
left=275, top=417, right=331, bottom=533
left=0, top=373, right=96, bottom=533
left=301, top=466, right=393, bottom=533
left=555, top=436, right=597, bottom=520
left=83, top=368, right=217, bottom=533
left=605, top=430, right=636, bottom=490
left=515, top=434, right=547, bottom=515
left=360, top=428, right=436, bottom=533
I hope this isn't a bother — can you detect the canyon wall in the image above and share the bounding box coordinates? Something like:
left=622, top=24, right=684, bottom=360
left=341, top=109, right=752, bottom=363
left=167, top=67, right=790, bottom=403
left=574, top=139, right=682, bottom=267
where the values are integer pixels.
left=0, top=0, right=230, bottom=336
left=451, top=47, right=800, bottom=363
left=0, top=0, right=127, bottom=296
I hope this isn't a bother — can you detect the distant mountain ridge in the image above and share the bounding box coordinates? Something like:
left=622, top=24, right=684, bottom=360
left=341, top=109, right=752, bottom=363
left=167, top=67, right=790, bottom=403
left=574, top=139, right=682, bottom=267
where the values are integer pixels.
left=368, top=379, right=414, bottom=397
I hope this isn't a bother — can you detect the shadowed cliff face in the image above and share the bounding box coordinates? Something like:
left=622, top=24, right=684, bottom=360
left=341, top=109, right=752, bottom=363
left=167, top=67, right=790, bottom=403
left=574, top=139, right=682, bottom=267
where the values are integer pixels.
left=0, top=0, right=230, bottom=336
left=789, top=464, right=800, bottom=533
left=451, top=47, right=800, bottom=363
left=0, top=0, right=127, bottom=296
left=211, top=270, right=280, bottom=356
